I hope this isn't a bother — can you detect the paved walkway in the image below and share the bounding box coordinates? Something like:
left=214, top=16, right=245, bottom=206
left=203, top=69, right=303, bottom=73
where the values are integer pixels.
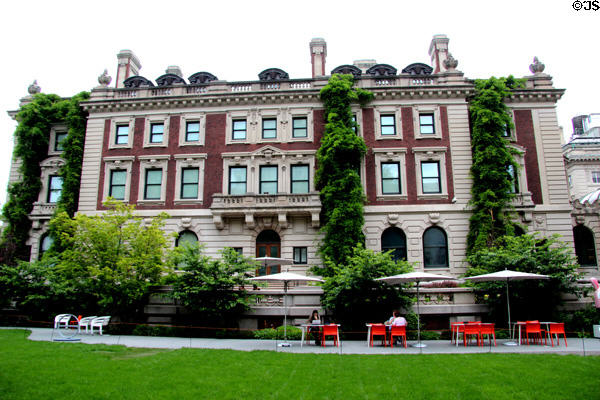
left=6, top=327, right=600, bottom=355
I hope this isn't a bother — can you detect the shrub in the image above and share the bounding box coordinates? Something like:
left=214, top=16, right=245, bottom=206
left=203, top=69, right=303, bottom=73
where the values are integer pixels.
left=253, top=326, right=302, bottom=340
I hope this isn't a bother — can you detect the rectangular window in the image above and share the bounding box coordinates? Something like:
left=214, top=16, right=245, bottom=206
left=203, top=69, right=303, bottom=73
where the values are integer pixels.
left=502, top=124, right=511, bottom=138
left=259, top=166, right=278, bottom=194
left=508, top=165, right=519, bottom=193
left=229, top=167, right=247, bottom=195
left=109, top=170, right=127, bottom=200
left=380, top=115, right=396, bottom=135
left=115, top=125, right=129, bottom=145
left=232, top=119, right=247, bottom=140
left=54, top=132, right=67, bottom=151
left=421, top=161, right=441, bottom=193
left=592, top=171, right=600, bottom=184
left=293, top=247, right=308, bottom=264
left=291, top=164, right=309, bottom=194
left=150, top=123, right=164, bottom=143
left=185, top=121, right=200, bottom=142
left=352, top=114, right=357, bottom=134
left=419, top=113, right=435, bottom=135
left=381, top=162, right=401, bottom=194
left=181, top=168, right=199, bottom=199
left=47, top=176, right=63, bottom=203
left=144, top=169, right=163, bottom=200
left=233, top=247, right=243, bottom=255
left=292, top=117, right=307, bottom=138
left=262, top=118, right=277, bottom=139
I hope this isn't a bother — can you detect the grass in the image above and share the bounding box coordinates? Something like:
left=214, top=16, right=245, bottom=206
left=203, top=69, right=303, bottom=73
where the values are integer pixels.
left=0, top=330, right=599, bottom=399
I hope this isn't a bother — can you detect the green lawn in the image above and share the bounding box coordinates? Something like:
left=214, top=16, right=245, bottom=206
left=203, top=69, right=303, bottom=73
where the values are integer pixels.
left=0, top=330, right=598, bottom=400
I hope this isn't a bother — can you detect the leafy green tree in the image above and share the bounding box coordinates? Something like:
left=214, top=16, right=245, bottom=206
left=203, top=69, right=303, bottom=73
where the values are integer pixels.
left=171, top=245, right=255, bottom=326
left=467, top=76, right=524, bottom=254
left=466, top=233, right=581, bottom=324
left=320, top=245, right=413, bottom=332
left=315, top=74, right=373, bottom=274
left=49, top=200, right=172, bottom=319
left=0, top=260, right=57, bottom=318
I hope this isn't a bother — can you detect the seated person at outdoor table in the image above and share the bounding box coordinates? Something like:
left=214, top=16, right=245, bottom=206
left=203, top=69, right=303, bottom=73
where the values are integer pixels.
left=307, top=309, right=321, bottom=345
left=386, top=310, right=407, bottom=345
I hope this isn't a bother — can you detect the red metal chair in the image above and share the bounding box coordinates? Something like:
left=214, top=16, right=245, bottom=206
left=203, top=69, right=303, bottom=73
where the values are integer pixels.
left=525, top=321, right=545, bottom=345
left=548, top=322, right=567, bottom=347
left=480, top=323, right=496, bottom=346
left=389, top=325, right=407, bottom=348
left=369, top=324, right=387, bottom=347
left=463, top=322, right=482, bottom=347
left=321, top=324, right=339, bottom=347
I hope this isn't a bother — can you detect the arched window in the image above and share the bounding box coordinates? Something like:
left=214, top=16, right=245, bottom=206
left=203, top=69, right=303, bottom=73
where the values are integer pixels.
left=39, top=234, right=53, bottom=260
left=573, top=225, right=597, bottom=267
left=423, top=227, right=448, bottom=268
left=256, top=230, right=281, bottom=276
left=176, top=230, right=198, bottom=247
left=381, top=227, right=407, bottom=262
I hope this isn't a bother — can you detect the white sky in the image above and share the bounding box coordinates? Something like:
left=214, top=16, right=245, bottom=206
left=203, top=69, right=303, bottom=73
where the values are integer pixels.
left=0, top=0, right=598, bottom=210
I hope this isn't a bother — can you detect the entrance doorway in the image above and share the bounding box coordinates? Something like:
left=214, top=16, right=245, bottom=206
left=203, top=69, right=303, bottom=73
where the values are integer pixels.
left=256, top=230, right=281, bottom=275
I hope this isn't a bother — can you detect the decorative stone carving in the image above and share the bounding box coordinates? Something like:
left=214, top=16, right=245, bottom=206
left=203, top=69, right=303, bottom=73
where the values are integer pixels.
left=429, top=212, right=440, bottom=224
left=387, top=213, right=399, bottom=225
left=156, top=73, right=186, bottom=86
left=529, top=57, right=545, bottom=75
left=123, top=76, right=155, bottom=88
left=188, top=71, right=218, bottom=84
left=181, top=217, right=192, bottom=228
left=258, top=68, right=289, bottom=81
left=401, top=63, right=433, bottom=75
left=331, top=64, right=362, bottom=77
left=442, top=53, right=458, bottom=70
left=533, top=213, right=547, bottom=230
left=98, top=69, right=112, bottom=86
left=365, top=64, right=397, bottom=76
left=28, top=80, right=41, bottom=95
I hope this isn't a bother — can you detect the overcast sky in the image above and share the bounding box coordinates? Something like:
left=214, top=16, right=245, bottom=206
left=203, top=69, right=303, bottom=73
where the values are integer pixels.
left=0, top=0, right=598, bottom=210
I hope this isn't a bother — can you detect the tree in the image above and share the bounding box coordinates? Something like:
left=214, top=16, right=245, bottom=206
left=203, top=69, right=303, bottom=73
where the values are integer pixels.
left=466, top=233, right=581, bottom=323
left=467, top=76, right=524, bottom=254
left=49, top=200, right=172, bottom=319
left=171, top=245, right=255, bottom=326
left=320, top=245, right=413, bottom=332
left=315, top=74, right=373, bottom=274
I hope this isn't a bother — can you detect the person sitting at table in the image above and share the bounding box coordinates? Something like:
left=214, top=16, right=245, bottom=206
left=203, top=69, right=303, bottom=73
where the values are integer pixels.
left=307, top=310, right=321, bottom=345
left=387, top=310, right=407, bottom=346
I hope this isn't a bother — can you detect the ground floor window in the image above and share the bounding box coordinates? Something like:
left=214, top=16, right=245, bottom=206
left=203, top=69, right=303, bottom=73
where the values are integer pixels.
left=381, top=227, right=407, bottom=261
left=423, top=227, right=448, bottom=268
left=573, top=225, right=597, bottom=266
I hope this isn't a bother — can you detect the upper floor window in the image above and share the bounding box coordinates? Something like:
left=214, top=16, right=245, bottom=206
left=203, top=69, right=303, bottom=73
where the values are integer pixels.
left=54, top=132, right=67, bottom=151
left=423, top=227, right=448, bottom=268
left=292, top=117, right=308, bottom=138
left=39, top=234, right=53, bottom=260
left=351, top=114, right=357, bottom=134
left=508, top=165, right=519, bottom=193
left=47, top=176, right=63, bottom=203
left=181, top=168, right=199, bottom=199
left=144, top=169, right=163, bottom=200
left=592, top=171, right=600, bottom=184
left=115, top=125, right=129, bottom=145
left=381, top=162, right=401, bottom=194
left=293, top=247, right=308, bottom=264
left=260, top=166, right=278, bottom=194
left=380, top=115, right=396, bottom=135
left=419, top=113, right=435, bottom=135
left=262, top=118, right=277, bottom=139
left=291, top=164, right=309, bottom=194
left=150, top=123, right=164, bottom=143
left=109, top=170, right=127, bottom=200
left=502, top=124, right=511, bottom=138
left=229, top=167, right=247, bottom=195
left=233, top=120, right=247, bottom=140
left=185, top=121, right=200, bottom=142
left=421, top=162, right=441, bottom=194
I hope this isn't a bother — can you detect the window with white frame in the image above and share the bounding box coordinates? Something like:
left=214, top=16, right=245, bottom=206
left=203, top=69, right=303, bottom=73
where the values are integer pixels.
left=115, top=125, right=129, bottom=145
left=144, top=169, right=163, bottom=200
left=592, top=171, right=600, bottom=184
left=293, top=247, right=308, bottom=264
left=508, top=164, right=519, bottom=193
left=375, top=108, right=401, bottom=140
left=47, top=176, right=63, bottom=203
left=185, top=121, right=200, bottom=142
left=150, top=123, right=164, bottom=143
left=380, top=115, right=396, bottom=136
left=54, top=131, right=67, bottom=151
left=262, top=118, right=277, bottom=139
left=138, top=156, right=169, bottom=202
left=233, top=119, right=247, bottom=140
left=181, top=168, right=199, bottom=199
left=102, top=156, right=134, bottom=202
left=291, top=164, right=309, bottom=193
left=110, top=119, right=134, bottom=149
left=109, top=170, right=127, bottom=200
left=421, top=161, right=441, bottom=194
left=413, top=147, right=447, bottom=198
left=292, top=117, right=307, bottom=138
left=259, top=166, right=278, bottom=194
left=48, top=126, right=68, bottom=156
left=419, top=113, right=435, bottom=135
left=229, top=167, right=247, bottom=195
left=413, top=106, right=442, bottom=139
left=381, top=162, right=401, bottom=194
left=174, top=154, right=206, bottom=203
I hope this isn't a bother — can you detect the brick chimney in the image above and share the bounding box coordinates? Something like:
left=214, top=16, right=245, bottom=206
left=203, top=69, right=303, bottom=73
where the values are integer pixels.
left=310, top=38, right=327, bottom=78
left=428, top=34, right=449, bottom=74
left=116, top=50, right=142, bottom=88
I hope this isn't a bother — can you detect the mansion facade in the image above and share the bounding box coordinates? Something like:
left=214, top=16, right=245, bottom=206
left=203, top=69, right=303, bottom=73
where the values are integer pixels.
left=9, top=35, right=590, bottom=327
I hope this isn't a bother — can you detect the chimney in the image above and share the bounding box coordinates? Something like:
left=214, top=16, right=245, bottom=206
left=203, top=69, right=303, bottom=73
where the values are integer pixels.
left=310, top=38, right=327, bottom=78
left=166, top=65, right=183, bottom=77
left=116, top=50, right=142, bottom=88
left=428, top=34, right=449, bottom=74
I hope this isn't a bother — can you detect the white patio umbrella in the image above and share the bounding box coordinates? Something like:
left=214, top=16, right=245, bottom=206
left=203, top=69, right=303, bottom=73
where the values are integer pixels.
left=464, top=269, right=549, bottom=345
left=376, top=272, right=455, bottom=348
left=254, top=256, right=293, bottom=275
left=249, top=269, right=323, bottom=346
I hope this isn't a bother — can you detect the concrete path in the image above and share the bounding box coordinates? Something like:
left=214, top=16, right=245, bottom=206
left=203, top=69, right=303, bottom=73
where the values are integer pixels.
left=6, top=327, right=600, bottom=355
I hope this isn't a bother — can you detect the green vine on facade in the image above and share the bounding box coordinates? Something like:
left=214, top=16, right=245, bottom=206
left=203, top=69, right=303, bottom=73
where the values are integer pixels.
left=0, top=92, right=89, bottom=264
left=467, top=76, right=524, bottom=255
left=315, top=74, right=373, bottom=275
